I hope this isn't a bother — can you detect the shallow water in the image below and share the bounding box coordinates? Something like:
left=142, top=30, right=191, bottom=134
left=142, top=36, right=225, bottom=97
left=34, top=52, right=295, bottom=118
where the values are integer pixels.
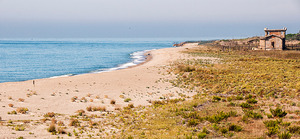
left=0, top=38, right=192, bottom=83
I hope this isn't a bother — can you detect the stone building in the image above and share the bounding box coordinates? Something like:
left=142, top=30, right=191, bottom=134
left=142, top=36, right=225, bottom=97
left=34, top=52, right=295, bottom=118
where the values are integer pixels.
left=259, top=27, right=287, bottom=50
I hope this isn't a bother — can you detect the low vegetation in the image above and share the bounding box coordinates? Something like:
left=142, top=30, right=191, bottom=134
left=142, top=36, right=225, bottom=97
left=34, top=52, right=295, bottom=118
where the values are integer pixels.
left=16, top=107, right=29, bottom=114
left=286, top=33, right=300, bottom=41
left=2, top=43, right=299, bottom=138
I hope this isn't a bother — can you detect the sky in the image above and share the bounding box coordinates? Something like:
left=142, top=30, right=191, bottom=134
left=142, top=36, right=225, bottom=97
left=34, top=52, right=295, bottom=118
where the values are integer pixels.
left=0, top=0, right=299, bottom=39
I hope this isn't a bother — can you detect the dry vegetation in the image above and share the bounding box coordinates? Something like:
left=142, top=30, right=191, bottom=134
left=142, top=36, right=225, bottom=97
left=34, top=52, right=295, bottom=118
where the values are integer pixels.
left=107, top=48, right=300, bottom=138
left=1, top=44, right=299, bottom=138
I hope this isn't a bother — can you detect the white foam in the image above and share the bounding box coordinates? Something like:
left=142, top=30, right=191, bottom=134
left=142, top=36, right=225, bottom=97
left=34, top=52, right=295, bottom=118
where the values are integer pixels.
left=49, top=74, right=73, bottom=79
left=94, top=49, right=153, bottom=73
left=47, top=49, right=153, bottom=78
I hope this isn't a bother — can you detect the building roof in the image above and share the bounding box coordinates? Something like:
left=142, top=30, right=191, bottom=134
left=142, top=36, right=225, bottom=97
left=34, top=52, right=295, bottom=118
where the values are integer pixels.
left=264, top=28, right=287, bottom=32
left=260, top=34, right=283, bottom=40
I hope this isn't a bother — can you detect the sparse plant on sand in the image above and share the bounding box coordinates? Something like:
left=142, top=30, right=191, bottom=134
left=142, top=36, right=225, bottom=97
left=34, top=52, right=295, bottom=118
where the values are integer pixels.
left=71, top=96, right=78, bottom=102
left=48, top=124, right=56, bottom=134
left=76, top=109, right=85, bottom=116
left=57, top=121, right=64, bottom=126
left=110, top=99, right=116, bottom=105
left=44, top=112, right=55, bottom=118
left=69, top=119, right=80, bottom=127
left=8, top=104, right=14, bottom=107
left=96, top=106, right=106, bottom=111
left=18, top=98, right=25, bottom=102
left=86, top=106, right=106, bottom=112
left=86, top=106, right=92, bottom=112
left=119, top=95, right=125, bottom=98
left=128, top=104, right=134, bottom=108
left=16, top=107, right=29, bottom=114
left=14, top=125, right=25, bottom=131
left=51, top=118, right=57, bottom=124
left=57, top=127, right=66, bottom=134
left=8, top=110, right=17, bottom=114
left=124, top=98, right=132, bottom=102
left=80, top=97, right=87, bottom=102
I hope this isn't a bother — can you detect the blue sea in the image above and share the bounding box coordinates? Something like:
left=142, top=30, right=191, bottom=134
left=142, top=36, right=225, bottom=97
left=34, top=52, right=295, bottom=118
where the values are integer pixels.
left=0, top=38, right=204, bottom=83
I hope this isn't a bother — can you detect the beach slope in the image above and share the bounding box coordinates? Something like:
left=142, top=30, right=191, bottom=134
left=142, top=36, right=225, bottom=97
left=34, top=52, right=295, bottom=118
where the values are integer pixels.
left=0, top=44, right=200, bottom=138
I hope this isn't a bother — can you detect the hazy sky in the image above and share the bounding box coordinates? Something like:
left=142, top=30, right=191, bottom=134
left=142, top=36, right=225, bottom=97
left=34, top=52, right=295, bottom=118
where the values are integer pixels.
left=0, top=0, right=299, bottom=38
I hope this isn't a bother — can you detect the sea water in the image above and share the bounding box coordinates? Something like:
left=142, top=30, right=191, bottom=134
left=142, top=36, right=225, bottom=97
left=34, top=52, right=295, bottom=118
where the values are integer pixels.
left=0, top=38, right=196, bottom=83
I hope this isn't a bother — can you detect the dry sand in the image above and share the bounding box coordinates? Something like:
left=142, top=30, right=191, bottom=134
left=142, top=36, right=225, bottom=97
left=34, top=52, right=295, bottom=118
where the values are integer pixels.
left=0, top=44, right=205, bottom=138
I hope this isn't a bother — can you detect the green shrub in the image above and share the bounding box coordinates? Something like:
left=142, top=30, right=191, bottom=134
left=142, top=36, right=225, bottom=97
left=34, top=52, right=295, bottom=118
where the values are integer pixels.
left=245, top=110, right=263, bottom=119
left=212, top=123, right=219, bottom=131
left=197, top=132, right=207, bottom=139
left=206, top=111, right=231, bottom=123
left=228, top=111, right=238, bottom=117
left=202, top=127, right=209, bottom=134
left=185, top=135, right=192, bottom=139
left=266, top=113, right=273, bottom=118
left=212, top=96, right=221, bottom=102
left=242, top=115, right=249, bottom=123
left=124, top=98, right=132, bottom=102
left=282, top=122, right=291, bottom=127
left=278, top=131, right=292, bottom=139
left=270, top=107, right=287, bottom=118
left=240, top=102, right=252, bottom=108
left=152, top=100, right=166, bottom=107
left=228, top=123, right=242, bottom=132
left=228, top=102, right=236, bottom=107
left=227, top=97, right=233, bottom=102
left=221, top=128, right=228, bottom=134
left=288, top=126, right=300, bottom=134
left=236, top=95, right=244, bottom=100
left=245, top=94, right=253, bottom=99
left=266, top=127, right=279, bottom=137
left=264, top=120, right=280, bottom=128
left=183, top=111, right=201, bottom=119
left=246, top=98, right=258, bottom=104
left=187, top=119, right=198, bottom=126
left=252, top=112, right=263, bottom=119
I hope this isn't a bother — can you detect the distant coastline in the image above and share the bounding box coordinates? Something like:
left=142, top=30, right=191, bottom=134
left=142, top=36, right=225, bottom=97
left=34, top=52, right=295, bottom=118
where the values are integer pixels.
left=0, top=39, right=174, bottom=83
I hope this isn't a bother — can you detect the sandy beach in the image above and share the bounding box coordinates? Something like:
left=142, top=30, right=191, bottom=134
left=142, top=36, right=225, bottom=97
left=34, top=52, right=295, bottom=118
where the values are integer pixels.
left=0, top=43, right=201, bottom=138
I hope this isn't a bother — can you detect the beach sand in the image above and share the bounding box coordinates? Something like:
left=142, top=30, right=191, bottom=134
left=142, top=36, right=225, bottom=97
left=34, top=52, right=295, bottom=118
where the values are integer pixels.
left=0, top=44, right=205, bottom=138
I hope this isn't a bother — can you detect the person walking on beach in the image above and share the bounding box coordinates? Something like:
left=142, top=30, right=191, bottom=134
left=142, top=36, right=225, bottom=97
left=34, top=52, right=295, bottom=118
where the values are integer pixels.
left=33, top=80, right=35, bottom=87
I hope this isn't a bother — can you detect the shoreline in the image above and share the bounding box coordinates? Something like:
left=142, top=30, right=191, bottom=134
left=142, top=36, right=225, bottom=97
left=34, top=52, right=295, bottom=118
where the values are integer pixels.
left=0, top=44, right=200, bottom=138
left=0, top=49, right=154, bottom=84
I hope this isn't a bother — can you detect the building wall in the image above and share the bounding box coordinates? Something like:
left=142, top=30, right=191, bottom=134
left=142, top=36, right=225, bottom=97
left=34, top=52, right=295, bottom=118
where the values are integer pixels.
left=265, top=37, right=283, bottom=50
left=269, top=32, right=282, bottom=37
left=259, top=40, right=265, bottom=49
